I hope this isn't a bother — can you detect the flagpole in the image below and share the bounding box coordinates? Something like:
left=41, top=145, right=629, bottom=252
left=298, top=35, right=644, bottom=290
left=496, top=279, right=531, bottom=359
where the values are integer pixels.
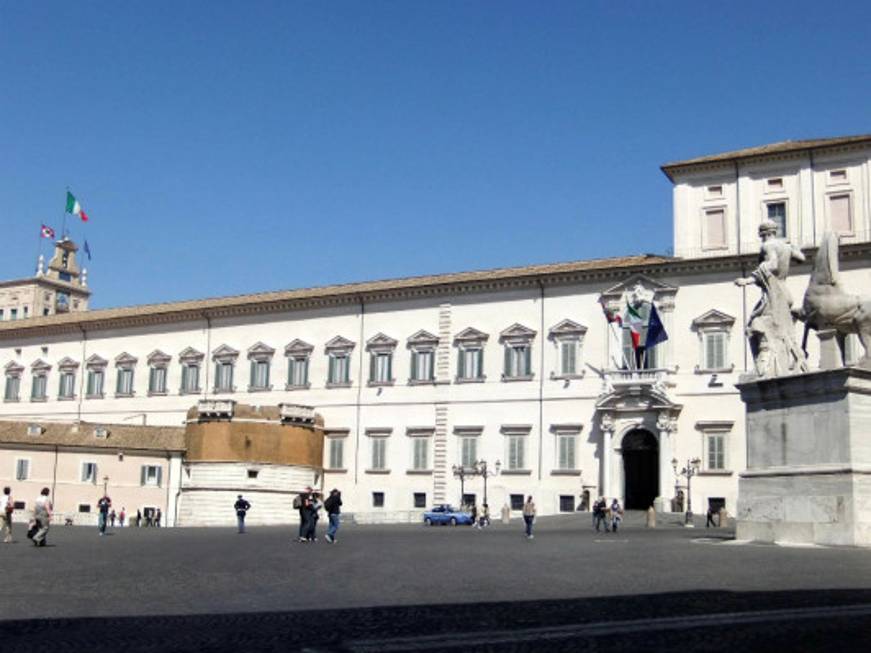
left=34, top=224, right=43, bottom=275
left=62, top=187, right=69, bottom=239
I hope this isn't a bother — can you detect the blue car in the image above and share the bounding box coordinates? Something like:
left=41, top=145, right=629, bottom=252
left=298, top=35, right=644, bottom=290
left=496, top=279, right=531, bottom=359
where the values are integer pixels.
left=423, top=504, right=474, bottom=526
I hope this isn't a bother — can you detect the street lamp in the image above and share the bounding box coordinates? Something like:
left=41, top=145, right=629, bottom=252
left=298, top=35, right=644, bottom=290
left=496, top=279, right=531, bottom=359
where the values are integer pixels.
left=473, top=459, right=501, bottom=506
left=672, top=457, right=701, bottom=526
left=102, top=475, right=109, bottom=496
left=452, top=464, right=471, bottom=507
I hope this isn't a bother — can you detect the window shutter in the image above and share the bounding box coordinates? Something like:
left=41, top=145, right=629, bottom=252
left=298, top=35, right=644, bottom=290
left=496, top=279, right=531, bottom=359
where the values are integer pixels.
left=411, top=352, right=418, bottom=380
left=140, top=466, right=146, bottom=486
left=387, top=353, right=392, bottom=381
left=369, top=354, right=376, bottom=382
left=504, top=346, right=511, bottom=376
left=457, top=350, right=465, bottom=378
left=156, top=467, right=163, bottom=487
left=524, top=346, right=532, bottom=375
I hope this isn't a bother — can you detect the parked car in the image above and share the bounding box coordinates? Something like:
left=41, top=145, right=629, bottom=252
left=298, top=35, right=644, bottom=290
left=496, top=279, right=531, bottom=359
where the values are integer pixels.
left=423, top=504, right=474, bottom=526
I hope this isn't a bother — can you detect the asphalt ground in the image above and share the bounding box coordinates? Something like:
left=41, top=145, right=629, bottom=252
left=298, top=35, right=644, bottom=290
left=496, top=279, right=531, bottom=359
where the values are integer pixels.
left=2, top=512, right=871, bottom=652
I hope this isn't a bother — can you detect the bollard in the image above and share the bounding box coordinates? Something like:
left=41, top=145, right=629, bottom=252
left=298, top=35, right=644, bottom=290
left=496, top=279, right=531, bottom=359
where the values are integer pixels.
left=501, top=503, right=511, bottom=525
left=646, top=505, right=656, bottom=528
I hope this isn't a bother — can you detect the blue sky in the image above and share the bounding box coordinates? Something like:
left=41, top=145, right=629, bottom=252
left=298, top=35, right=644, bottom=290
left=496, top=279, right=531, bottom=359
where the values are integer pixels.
left=1, top=2, right=869, bottom=309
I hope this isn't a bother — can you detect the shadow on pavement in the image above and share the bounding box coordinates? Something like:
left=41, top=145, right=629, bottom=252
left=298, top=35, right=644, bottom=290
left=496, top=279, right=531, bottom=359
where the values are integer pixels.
left=3, top=588, right=871, bottom=652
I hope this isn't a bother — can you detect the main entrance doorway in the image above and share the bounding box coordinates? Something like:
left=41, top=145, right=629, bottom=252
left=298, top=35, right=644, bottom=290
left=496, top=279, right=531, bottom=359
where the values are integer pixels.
left=622, top=429, right=658, bottom=510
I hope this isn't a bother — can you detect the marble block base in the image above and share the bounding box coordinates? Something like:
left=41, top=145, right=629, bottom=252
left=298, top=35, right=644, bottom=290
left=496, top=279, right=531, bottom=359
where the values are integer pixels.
left=736, top=367, right=871, bottom=547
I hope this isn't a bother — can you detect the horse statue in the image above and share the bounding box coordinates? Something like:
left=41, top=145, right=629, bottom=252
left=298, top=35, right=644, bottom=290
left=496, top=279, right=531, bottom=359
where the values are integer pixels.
left=798, top=231, right=871, bottom=367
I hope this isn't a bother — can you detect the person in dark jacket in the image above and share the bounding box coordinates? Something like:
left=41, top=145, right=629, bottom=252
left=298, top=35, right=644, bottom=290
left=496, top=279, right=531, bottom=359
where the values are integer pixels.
left=324, top=489, right=342, bottom=543
left=304, top=493, right=322, bottom=542
left=234, top=495, right=251, bottom=533
left=295, top=486, right=312, bottom=542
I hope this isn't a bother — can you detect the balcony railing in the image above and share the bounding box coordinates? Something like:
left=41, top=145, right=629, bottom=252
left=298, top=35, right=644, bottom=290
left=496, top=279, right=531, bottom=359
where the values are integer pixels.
left=279, top=403, right=316, bottom=426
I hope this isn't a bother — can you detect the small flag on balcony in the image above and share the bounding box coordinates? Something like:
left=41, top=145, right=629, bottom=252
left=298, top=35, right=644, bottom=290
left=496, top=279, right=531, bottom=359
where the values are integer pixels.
left=599, top=297, right=622, bottom=326
left=65, top=191, right=89, bottom=222
left=83, top=239, right=92, bottom=261
left=645, top=303, right=668, bottom=349
left=40, top=224, right=55, bottom=239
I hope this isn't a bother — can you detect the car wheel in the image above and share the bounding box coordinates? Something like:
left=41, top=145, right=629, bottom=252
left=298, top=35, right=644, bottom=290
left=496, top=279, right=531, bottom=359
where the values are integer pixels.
left=424, top=517, right=433, bottom=526
left=450, top=517, right=457, bottom=526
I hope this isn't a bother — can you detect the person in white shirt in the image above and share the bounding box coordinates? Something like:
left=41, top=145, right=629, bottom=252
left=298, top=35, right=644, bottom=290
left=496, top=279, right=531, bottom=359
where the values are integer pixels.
left=2, top=487, right=13, bottom=543
left=32, top=488, right=52, bottom=547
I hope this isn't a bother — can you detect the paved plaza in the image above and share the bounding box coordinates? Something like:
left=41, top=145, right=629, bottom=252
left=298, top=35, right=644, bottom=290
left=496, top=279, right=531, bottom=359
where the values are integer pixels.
left=2, top=513, right=871, bottom=651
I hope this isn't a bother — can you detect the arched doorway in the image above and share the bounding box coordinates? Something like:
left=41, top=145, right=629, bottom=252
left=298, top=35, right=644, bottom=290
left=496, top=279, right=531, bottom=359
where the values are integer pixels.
left=622, top=429, right=658, bottom=510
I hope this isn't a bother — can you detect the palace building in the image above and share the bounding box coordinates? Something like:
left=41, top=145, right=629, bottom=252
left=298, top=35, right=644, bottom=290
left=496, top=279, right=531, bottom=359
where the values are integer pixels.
left=1, top=134, right=869, bottom=526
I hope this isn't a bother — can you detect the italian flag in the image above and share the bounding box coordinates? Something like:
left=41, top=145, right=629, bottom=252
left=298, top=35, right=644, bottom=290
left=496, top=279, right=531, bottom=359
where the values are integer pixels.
left=65, top=191, right=89, bottom=222
left=624, top=303, right=646, bottom=350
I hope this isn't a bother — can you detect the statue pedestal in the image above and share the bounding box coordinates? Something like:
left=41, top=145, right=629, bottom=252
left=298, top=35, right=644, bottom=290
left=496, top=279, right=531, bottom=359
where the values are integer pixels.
left=736, top=368, right=871, bottom=547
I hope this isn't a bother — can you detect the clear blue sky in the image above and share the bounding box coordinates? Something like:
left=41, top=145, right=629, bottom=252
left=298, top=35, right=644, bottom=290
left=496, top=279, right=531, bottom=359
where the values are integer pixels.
left=1, top=2, right=869, bottom=309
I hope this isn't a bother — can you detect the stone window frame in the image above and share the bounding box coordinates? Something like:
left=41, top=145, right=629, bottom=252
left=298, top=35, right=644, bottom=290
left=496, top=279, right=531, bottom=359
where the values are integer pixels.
left=178, top=347, right=204, bottom=395
left=29, top=359, right=51, bottom=402
left=700, top=204, right=729, bottom=251
left=550, top=423, right=583, bottom=475
left=114, top=352, right=138, bottom=398
left=696, top=420, right=734, bottom=475
left=407, top=330, right=439, bottom=385
left=211, top=344, right=239, bottom=394
left=57, top=357, right=79, bottom=400
left=4, top=361, right=24, bottom=403
left=14, top=456, right=31, bottom=481
left=691, top=310, right=736, bottom=374
left=454, top=327, right=488, bottom=384
left=325, top=336, right=355, bottom=388
left=80, top=459, right=98, bottom=484
left=500, top=323, right=536, bottom=382
left=366, top=333, right=398, bottom=387
left=285, top=339, right=313, bottom=390
left=548, top=319, right=587, bottom=381
left=454, top=425, right=483, bottom=469
left=501, top=424, right=532, bottom=475
left=85, top=354, right=108, bottom=400
left=146, top=350, right=171, bottom=396
left=827, top=168, right=849, bottom=187
left=365, top=427, right=392, bottom=474
left=761, top=197, right=789, bottom=239
left=406, top=426, right=434, bottom=474
left=324, top=428, right=349, bottom=472
left=826, top=190, right=855, bottom=236
left=247, top=342, right=275, bottom=392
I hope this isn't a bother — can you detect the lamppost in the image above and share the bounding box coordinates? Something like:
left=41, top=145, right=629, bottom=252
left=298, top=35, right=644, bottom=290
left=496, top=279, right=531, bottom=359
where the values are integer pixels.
left=102, top=475, right=109, bottom=496
left=452, top=464, right=471, bottom=507
left=672, top=457, right=701, bottom=526
left=473, top=459, right=501, bottom=506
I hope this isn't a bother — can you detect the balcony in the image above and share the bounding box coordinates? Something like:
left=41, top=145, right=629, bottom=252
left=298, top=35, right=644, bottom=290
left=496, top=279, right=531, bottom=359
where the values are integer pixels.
left=279, top=403, right=316, bottom=426
left=601, top=368, right=674, bottom=397
left=197, top=399, right=236, bottom=420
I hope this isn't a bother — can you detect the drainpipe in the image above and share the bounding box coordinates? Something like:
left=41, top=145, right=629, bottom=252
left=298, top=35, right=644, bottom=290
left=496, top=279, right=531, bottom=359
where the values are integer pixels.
left=809, top=150, right=817, bottom=246
left=202, top=312, right=211, bottom=399
left=77, top=325, right=87, bottom=422
left=740, top=261, right=749, bottom=372
left=165, top=452, right=172, bottom=527
left=734, top=161, right=742, bottom=255
left=354, top=295, right=365, bottom=485
left=537, top=279, right=546, bottom=482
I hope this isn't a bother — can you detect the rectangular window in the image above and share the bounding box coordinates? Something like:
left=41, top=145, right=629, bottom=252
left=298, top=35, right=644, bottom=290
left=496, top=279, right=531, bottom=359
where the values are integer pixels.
left=704, top=332, right=727, bottom=370
left=560, top=340, right=578, bottom=376
left=10, top=309, right=17, bottom=320
left=214, top=362, right=234, bottom=392
left=707, top=434, right=725, bottom=470
left=250, top=360, right=270, bottom=389
left=559, top=495, right=575, bottom=512
left=140, top=465, right=162, bottom=487
left=411, top=350, right=434, bottom=382
left=31, top=375, right=47, bottom=400
left=829, top=169, right=847, bottom=184
left=703, top=208, right=726, bottom=248
left=766, top=178, right=783, bottom=191
left=462, top=493, right=476, bottom=507
left=59, top=372, right=76, bottom=398
left=15, top=458, right=30, bottom=481
left=288, top=357, right=309, bottom=387
left=458, top=347, right=483, bottom=380
left=86, top=370, right=104, bottom=397
left=767, top=202, right=787, bottom=238
left=507, top=435, right=526, bottom=470
left=830, top=194, right=853, bottom=234
left=181, top=364, right=200, bottom=393
left=78, top=504, right=91, bottom=513
left=328, top=354, right=350, bottom=385
left=116, top=368, right=134, bottom=395
left=413, top=492, right=427, bottom=509
left=370, top=352, right=392, bottom=383
left=460, top=437, right=477, bottom=468
left=328, top=438, right=344, bottom=469
left=557, top=434, right=576, bottom=470
left=4, top=376, right=20, bottom=401
left=23, top=307, right=28, bottom=318
left=510, top=494, right=524, bottom=511
left=81, top=461, right=97, bottom=483
left=706, top=185, right=723, bottom=199
left=412, top=437, right=430, bottom=470
left=247, top=469, right=259, bottom=479
left=372, top=492, right=385, bottom=508
left=504, top=345, right=532, bottom=378
left=371, top=438, right=387, bottom=470
left=148, top=367, right=167, bottom=394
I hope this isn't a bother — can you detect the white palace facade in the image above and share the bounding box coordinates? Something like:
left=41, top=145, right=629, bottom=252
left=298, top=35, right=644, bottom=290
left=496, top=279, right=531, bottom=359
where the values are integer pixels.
left=1, top=134, right=870, bottom=523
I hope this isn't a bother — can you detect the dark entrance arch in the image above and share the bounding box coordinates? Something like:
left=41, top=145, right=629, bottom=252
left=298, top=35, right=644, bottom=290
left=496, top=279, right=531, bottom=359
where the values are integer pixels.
left=622, top=429, right=659, bottom=510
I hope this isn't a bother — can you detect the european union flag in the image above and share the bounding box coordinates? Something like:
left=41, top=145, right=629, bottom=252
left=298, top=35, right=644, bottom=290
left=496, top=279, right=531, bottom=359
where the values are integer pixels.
left=83, top=240, right=92, bottom=261
left=645, top=304, right=668, bottom=349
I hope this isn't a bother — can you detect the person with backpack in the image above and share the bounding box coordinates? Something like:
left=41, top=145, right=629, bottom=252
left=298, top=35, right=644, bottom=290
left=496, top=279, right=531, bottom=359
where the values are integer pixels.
left=594, top=498, right=609, bottom=532
left=31, top=488, right=52, bottom=547
left=324, top=489, right=342, bottom=543
left=294, top=486, right=312, bottom=543
left=234, top=495, right=251, bottom=534
left=2, top=486, right=13, bottom=543
left=96, top=494, right=112, bottom=536
left=610, top=498, right=624, bottom=533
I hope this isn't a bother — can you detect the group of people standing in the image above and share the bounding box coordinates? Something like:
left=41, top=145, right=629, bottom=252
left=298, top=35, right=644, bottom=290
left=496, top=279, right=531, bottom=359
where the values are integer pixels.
left=592, top=497, right=623, bottom=533
left=293, top=487, right=342, bottom=543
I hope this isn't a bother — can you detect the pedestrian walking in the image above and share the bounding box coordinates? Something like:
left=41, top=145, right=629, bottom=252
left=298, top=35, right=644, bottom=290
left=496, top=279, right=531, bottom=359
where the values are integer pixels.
left=522, top=496, right=536, bottom=539
left=31, top=488, right=52, bottom=547
left=706, top=506, right=716, bottom=528
left=119, top=508, right=126, bottom=527
left=594, top=498, right=609, bottom=532
left=294, top=486, right=312, bottom=542
left=109, top=509, right=116, bottom=528
left=610, top=498, right=623, bottom=533
left=135, top=509, right=142, bottom=528
left=479, top=503, right=490, bottom=528
left=470, top=504, right=479, bottom=529
left=234, top=495, right=251, bottom=534
left=305, top=492, right=322, bottom=541
left=155, top=509, right=162, bottom=527
left=324, top=489, right=342, bottom=543
left=2, top=486, right=13, bottom=543
left=97, top=494, right=112, bottom=535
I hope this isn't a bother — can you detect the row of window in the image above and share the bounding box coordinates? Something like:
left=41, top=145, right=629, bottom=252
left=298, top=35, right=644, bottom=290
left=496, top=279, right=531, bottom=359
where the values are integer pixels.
left=370, top=491, right=580, bottom=511
left=13, top=458, right=163, bottom=486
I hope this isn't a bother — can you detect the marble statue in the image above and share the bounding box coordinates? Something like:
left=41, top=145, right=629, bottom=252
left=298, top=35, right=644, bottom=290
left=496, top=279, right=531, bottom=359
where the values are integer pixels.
left=797, top=230, right=871, bottom=367
left=734, top=219, right=809, bottom=378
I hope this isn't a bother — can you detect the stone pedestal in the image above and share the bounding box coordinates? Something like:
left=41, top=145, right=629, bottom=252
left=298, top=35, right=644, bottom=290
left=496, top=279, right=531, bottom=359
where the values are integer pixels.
left=736, top=368, right=871, bottom=547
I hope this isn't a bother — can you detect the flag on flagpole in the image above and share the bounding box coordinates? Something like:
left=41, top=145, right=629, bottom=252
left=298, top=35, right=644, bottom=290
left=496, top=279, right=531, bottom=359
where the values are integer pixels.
left=65, top=191, right=89, bottom=222
left=598, top=297, right=622, bottom=326
left=645, top=303, right=668, bottom=349
left=83, top=240, right=92, bottom=261
left=40, top=224, right=56, bottom=239
left=624, top=302, right=648, bottom=350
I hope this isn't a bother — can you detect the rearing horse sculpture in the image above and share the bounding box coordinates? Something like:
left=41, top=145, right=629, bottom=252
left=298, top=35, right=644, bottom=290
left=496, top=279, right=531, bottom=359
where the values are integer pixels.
left=799, top=231, right=871, bottom=367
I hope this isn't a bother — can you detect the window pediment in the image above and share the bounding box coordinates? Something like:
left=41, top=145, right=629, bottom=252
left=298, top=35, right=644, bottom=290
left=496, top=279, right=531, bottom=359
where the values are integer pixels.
left=57, top=356, right=79, bottom=371
left=179, top=347, right=205, bottom=363
left=285, top=339, right=314, bottom=356
left=454, top=327, right=489, bottom=345
left=146, top=350, right=172, bottom=366
left=407, top=330, right=439, bottom=349
left=500, top=424, right=532, bottom=436
left=4, top=361, right=24, bottom=377
left=499, top=323, right=536, bottom=344
left=30, top=359, right=51, bottom=373
left=548, top=319, right=587, bottom=340
left=691, top=309, right=736, bottom=331
left=247, top=341, right=275, bottom=361
left=115, top=352, right=138, bottom=368
left=325, top=335, right=355, bottom=353
left=366, top=333, right=398, bottom=352
left=600, top=274, right=678, bottom=311
left=212, top=344, right=239, bottom=362
left=86, top=354, right=108, bottom=370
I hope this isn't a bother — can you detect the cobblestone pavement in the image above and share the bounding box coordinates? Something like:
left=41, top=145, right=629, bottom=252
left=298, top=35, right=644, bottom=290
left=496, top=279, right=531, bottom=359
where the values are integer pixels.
left=2, top=513, right=871, bottom=651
